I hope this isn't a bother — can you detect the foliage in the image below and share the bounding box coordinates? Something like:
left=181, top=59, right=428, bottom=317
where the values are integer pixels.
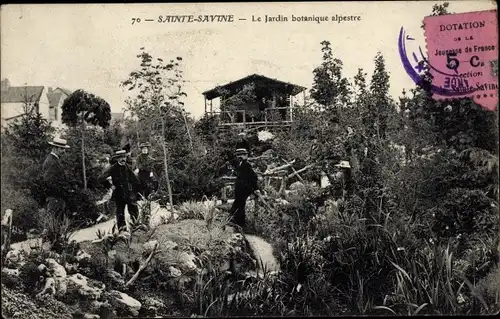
left=121, top=47, right=189, bottom=206
left=310, top=40, right=351, bottom=114
left=2, top=112, right=55, bottom=160
left=61, top=89, right=111, bottom=128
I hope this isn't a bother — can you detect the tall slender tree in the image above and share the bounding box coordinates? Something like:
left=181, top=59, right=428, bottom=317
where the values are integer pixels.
left=121, top=48, right=187, bottom=207
left=310, top=40, right=351, bottom=121
left=61, top=89, right=111, bottom=189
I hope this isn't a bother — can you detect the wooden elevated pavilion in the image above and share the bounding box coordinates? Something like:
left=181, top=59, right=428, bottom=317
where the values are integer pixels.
left=202, top=74, right=306, bottom=129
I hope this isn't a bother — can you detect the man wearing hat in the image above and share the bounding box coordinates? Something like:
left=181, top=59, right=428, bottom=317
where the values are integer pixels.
left=42, top=137, right=71, bottom=217
left=110, top=143, right=134, bottom=167
left=42, top=137, right=71, bottom=249
left=98, top=149, right=141, bottom=234
left=134, top=142, right=157, bottom=199
left=331, top=159, right=353, bottom=200
left=229, top=148, right=259, bottom=230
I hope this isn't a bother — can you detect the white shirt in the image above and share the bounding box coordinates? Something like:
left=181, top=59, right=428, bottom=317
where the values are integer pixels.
left=50, top=152, right=59, bottom=159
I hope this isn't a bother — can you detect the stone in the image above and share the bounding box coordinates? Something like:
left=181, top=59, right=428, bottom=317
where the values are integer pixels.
left=45, top=258, right=68, bottom=296
left=46, top=258, right=67, bottom=278
left=106, top=270, right=125, bottom=286
left=5, top=249, right=24, bottom=268
left=178, top=251, right=197, bottom=271
left=64, top=262, right=79, bottom=274
left=75, top=250, right=92, bottom=263
left=149, top=202, right=175, bottom=228
left=289, top=181, right=305, bottom=192
left=38, top=277, right=56, bottom=296
left=142, top=240, right=158, bottom=254
left=2, top=267, right=20, bottom=277
left=168, top=266, right=182, bottom=278
left=110, top=290, right=141, bottom=316
left=163, top=240, right=178, bottom=250
left=67, top=273, right=105, bottom=300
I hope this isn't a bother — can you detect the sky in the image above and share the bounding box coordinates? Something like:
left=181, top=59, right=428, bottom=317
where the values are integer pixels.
left=1, top=1, right=496, bottom=119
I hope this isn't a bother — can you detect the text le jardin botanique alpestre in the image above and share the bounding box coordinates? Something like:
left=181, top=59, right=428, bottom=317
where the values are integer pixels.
left=156, top=14, right=361, bottom=23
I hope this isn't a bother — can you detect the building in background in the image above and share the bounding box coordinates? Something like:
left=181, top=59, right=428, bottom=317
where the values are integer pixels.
left=1, top=78, right=71, bottom=129
left=202, top=74, right=306, bottom=130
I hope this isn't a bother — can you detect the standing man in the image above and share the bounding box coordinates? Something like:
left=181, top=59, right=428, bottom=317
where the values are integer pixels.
left=42, top=137, right=71, bottom=219
left=98, top=150, right=141, bottom=235
left=134, top=142, right=157, bottom=199
left=229, top=148, right=259, bottom=230
left=42, top=137, right=71, bottom=251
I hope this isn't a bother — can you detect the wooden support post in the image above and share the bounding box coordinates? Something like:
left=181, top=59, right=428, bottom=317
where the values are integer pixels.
left=204, top=97, right=207, bottom=114
left=210, top=100, right=213, bottom=114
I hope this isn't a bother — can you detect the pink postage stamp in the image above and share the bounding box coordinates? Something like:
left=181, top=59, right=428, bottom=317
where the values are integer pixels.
left=424, top=9, right=498, bottom=111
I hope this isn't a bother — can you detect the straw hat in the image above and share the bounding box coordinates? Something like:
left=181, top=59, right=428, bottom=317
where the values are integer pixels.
left=48, top=137, right=70, bottom=149
left=111, top=150, right=127, bottom=160
left=235, top=148, right=248, bottom=156
left=334, top=160, right=351, bottom=169
left=139, top=142, right=151, bottom=148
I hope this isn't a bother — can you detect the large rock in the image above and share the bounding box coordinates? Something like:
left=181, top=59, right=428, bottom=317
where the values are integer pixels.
left=67, top=273, right=105, bottom=300
left=104, top=270, right=125, bottom=287
left=109, top=290, right=141, bottom=316
left=75, top=250, right=92, bottom=263
left=178, top=251, right=197, bottom=271
left=5, top=249, right=25, bottom=268
left=289, top=181, right=305, bottom=192
left=45, top=258, right=68, bottom=297
left=148, top=201, right=179, bottom=228
left=2, top=267, right=20, bottom=277
left=168, top=266, right=182, bottom=278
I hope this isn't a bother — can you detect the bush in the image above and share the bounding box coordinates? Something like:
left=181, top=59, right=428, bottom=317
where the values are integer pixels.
left=1, top=187, right=40, bottom=240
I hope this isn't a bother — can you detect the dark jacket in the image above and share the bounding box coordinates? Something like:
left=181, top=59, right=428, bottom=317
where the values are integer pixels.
left=136, top=154, right=155, bottom=172
left=98, top=163, right=141, bottom=203
left=42, top=153, right=67, bottom=198
left=234, top=159, right=258, bottom=197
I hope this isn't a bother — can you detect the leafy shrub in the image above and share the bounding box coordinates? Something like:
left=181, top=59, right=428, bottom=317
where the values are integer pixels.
left=1, top=187, right=40, bottom=240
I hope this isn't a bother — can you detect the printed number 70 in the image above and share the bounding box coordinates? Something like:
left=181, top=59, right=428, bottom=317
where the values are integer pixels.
left=131, top=18, right=141, bottom=25
left=446, top=52, right=459, bottom=73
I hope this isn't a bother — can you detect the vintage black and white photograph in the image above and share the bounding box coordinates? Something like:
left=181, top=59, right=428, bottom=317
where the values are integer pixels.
left=1, top=1, right=499, bottom=318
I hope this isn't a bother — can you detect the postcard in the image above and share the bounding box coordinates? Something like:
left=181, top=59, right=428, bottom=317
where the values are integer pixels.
left=1, top=1, right=498, bottom=317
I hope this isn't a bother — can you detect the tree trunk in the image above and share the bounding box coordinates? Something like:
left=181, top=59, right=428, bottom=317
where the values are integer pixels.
left=161, top=119, right=173, bottom=207
left=81, top=117, right=87, bottom=190
left=182, top=111, right=193, bottom=151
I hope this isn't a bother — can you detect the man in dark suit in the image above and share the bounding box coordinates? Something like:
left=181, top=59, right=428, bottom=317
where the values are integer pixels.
left=98, top=150, right=141, bottom=234
left=229, top=148, right=260, bottom=229
left=134, top=142, right=157, bottom=199
left=42, top=137, right=71, bottom=221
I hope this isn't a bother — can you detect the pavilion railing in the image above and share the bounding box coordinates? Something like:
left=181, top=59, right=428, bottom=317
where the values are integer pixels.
left=206, top=107, right=296, bottom=127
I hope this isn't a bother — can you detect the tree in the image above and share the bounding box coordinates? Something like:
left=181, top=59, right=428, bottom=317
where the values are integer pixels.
left=121, top=48, right=187, bottom=207
left=357, top=52, right=395, bottom=222
left=61, top=89, right=111, bottom=189
left=310, top=40, right=351, bottom=121
left=1, top=111, right=55, bottom=237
